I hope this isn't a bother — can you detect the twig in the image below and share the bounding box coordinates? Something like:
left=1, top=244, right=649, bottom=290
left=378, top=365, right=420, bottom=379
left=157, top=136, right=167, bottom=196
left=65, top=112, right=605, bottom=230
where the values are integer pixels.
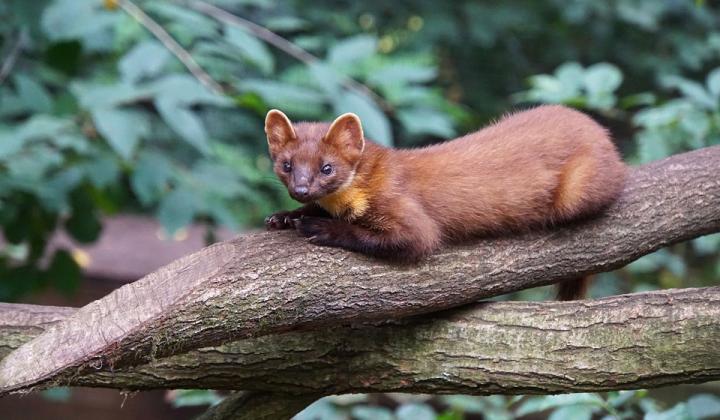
left=196, top=392, right=319, bottom=420
left=189, top=0, right=394, bottom=112
left=117, top=0, right=224, bottom=95
left=0, top=30, right=26, bottom=86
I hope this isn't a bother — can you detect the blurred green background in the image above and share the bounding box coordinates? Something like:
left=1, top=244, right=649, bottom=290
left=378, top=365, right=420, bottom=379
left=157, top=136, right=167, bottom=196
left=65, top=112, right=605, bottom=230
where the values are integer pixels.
left=0, top=0, right=719, bottom=419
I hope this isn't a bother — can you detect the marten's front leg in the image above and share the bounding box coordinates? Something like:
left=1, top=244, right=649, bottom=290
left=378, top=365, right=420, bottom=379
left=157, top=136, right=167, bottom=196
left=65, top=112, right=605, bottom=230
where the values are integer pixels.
left=294, top=211, right=441, bottom=262
left=265, top=203, right=330, bottom=230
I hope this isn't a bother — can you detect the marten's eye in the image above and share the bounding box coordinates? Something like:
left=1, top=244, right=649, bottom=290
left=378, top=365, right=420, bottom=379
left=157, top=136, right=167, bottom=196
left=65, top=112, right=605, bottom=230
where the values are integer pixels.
left=282, top=161, right=292, bottom=173
left=321, top=163, right=333, bottom=175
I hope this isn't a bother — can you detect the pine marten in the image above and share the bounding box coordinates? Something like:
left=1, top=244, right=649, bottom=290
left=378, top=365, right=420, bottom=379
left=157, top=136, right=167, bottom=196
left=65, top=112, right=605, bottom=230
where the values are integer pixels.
left=264, top=105, right=627, bottom=300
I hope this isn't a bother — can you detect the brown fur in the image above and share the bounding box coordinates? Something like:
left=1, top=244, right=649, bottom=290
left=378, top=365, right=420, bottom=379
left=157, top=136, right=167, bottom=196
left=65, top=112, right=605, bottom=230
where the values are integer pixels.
left=264, top=106, right=628, bottom=299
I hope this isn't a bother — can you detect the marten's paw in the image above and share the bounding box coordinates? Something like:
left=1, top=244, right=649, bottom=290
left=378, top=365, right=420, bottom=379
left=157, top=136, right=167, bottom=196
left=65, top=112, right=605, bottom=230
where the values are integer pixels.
left=293, top=217, right=342, bottom=246
left=264, top=212, right=295, bottom=230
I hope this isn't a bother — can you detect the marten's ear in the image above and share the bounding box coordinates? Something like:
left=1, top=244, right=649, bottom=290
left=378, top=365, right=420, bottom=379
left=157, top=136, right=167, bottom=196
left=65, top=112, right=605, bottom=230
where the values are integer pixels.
left=324, top=113, right=365, bottom=159
left=265, top=109, right=296, bottom=157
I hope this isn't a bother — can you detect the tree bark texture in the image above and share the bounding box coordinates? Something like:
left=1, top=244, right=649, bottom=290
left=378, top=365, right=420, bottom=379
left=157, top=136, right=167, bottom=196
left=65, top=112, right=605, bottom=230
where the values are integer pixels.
left=1, top=287, right=719, bottom=395
left=1, top=146, right=719, bottom=394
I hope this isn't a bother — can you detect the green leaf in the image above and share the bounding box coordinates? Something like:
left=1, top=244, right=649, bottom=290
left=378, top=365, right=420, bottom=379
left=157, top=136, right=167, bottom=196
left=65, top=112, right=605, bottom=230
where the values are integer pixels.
left=294, top=398, right=341, bottom=420
left=72, top=81, right=153, bottom=109
left=396, top=403, right=436, bottom=420
left=91, top=107, right=150, bottom=159
left=157, top=188, right=198, bottom=234
left=636, top=130, right=673, bottom=163
left=555, top=62, right=585, bottom=88
left=351, top=405, right=394, bottom=420
left=693, top=233, right=720, bottom=256
left=440, top=395, right=486, bottom=413
left=264, top=16, right=308, bottom=32
left=41, top=0, right=118, bottom=52
left=7, top=145, right=64, bottom=184
left=78, top=155, right=120, bottom=189
left=47, top=249, right=81, bottom=295
left=333, top=90, right=392, bottom=145
left=224, top=24, right=274, bottom=74
left=661, top=75, right=717, bottom=110
left=16, top=115, right=72, bottom=142
left=583, top=63, right=623, bottom=94
left=36, top=167, right=84, bottom=212
left=191, top=161, right=246, bottom=198
left=548, top=405, right=594, bottom=420
left=0, top=130, right=25, bottom=159
left=131, top=151, right=175, bottom=205
left=398, top=108, right=455, bottom=138
left=627, top=249, right=670, bottom=274
left=41, top=387, right=72, bottom=402
left=368, top=63, right=437, bottom=87
left=516, top=394, right=604, bottom=416
left=14, top=75, right=53, bottom=113
left=644, top=402, right=693, bottom=420
left=329, top=34, right=377, bottom=65
left=145, top=3, right=218, bottom=39
left=169, top=389, right=223, bottom=408
left=633, top=101, right=688, bottom=128
left=238, top=78, right=326, bottom=116
left=149, top=74, right=231, bottom=106
left=437, top=411, right=464, bottom=420
left=119, top=40, right=171, bottom=84
left=707, top=67, right=720, bottom=98
left=687, top=394, right=720, bottom=419
left=308, top=62, right=343, bottom=97
left=205, top=199, right=240, bottom=231
left=679, top=109, right=710, bottom=145
left=155, top=97, right=210, bottom=154
left=608, top=390, right=641, bottom=408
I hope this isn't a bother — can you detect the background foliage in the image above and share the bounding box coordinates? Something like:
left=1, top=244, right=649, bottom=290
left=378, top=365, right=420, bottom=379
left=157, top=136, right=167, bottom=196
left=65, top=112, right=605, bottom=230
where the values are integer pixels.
left=1, top=0, right=719, bottom=418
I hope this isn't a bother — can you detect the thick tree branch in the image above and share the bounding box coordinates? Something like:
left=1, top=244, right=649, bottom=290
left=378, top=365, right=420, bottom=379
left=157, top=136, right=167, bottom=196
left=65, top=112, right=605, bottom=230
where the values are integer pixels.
left=1, top=288, right=719, bottom=395
left=1, top=146, right=719, bottom=394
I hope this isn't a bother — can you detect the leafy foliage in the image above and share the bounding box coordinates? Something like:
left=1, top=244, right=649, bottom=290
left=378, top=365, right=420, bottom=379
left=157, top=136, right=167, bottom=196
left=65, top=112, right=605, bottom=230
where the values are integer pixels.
left=0, top=0, right=458, bottom=299
left=287, top=391, right=720, bottom=420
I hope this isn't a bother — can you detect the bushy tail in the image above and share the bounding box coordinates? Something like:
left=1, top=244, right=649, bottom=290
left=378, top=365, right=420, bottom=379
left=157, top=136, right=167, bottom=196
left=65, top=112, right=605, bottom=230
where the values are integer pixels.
left=556, top=276, right=590, bottom=300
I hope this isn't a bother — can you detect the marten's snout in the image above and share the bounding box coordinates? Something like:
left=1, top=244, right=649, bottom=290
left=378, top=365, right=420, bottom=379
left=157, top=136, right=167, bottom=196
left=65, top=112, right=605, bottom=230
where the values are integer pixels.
left=293, top=185, right=309, bottom=198
left=290, top=167, right=313, bottom=201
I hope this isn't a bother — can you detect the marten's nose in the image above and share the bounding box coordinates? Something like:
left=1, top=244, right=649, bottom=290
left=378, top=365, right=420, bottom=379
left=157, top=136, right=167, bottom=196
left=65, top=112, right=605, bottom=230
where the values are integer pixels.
left=294, top=186, right=309, bottom=197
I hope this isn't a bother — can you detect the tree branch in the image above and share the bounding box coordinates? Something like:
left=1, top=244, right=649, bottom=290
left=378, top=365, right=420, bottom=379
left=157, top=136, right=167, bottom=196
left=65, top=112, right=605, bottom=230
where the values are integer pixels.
left=189, top=0, right=394, bottom=112
left=1, top=288, right=719, bottom=395
left=196, top=392, right=319, bottom=420
left=1, top=146, right=719, bottom=394
left=0, top=29, right=26, bottom=86
left=117, top=0, right=225, bottom=95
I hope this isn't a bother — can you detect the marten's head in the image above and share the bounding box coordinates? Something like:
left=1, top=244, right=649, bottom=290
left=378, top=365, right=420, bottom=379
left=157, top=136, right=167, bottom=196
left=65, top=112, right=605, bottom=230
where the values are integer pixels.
left=265, top=109, right=365, bottom=203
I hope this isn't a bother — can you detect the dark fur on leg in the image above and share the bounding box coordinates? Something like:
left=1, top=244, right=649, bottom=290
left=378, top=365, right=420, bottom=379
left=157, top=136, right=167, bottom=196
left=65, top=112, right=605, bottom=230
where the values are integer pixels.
left=556, top=276, right=590, bottom=300
left=265, top=203, right=330, bottom=230
left=294, top=217, right=433, bottom=262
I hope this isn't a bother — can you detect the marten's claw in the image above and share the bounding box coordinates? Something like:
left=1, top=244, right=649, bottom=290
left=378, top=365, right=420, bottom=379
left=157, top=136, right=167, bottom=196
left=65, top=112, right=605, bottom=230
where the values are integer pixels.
left=265, top=213, right=294, bottom=230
